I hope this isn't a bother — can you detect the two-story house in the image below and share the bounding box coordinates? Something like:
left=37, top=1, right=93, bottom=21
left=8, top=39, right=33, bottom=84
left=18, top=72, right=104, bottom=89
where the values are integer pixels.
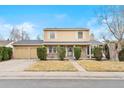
left=13, top=28, right=102, bottom=59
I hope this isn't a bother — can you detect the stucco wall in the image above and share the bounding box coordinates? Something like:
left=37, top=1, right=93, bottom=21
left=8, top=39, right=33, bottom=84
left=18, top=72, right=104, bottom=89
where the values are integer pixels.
left=44, top=30, right=90, bottom=42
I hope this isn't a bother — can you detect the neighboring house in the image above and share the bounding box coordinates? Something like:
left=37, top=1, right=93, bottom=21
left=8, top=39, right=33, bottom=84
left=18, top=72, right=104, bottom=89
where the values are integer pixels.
left=13, top=28, right=102, bottom=59
left=0, top=40, right=13, bottom=48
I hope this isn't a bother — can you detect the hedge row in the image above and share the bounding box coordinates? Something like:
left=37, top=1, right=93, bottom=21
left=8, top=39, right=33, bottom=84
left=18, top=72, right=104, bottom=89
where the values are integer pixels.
left=0, top=47, right=12, bottom=61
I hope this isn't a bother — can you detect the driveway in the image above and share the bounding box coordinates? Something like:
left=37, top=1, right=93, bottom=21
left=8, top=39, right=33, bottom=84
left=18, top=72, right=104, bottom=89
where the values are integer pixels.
left=0, top=60, right=35, bottom=72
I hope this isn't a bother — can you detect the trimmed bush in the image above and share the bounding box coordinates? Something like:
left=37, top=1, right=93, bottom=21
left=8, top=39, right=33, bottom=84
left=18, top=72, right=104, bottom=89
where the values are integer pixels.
left=0, top=47, right=3, bottom=61
left=57, top=46, right=66, bottom=60
left=6, top=47, right=12, bottom=59
left=118, top=49, right=124, bottom=61
left=104, top=44, right=110, bottom=60
left=37, top=46, right=47, bottom=60
left=74, top=46, right=81, bottom=60
left=93, top=47, right=102, bottom=61
left=0, top=47, right=12, bottom=61
left=2, top=47, right=9, bottom=60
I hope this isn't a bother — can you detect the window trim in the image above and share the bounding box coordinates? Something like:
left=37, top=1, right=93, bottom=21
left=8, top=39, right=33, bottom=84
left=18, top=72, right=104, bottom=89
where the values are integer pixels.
left=48, top=46, right=57, bottom=53
left=77, top=31, right=83, bottom=39
left=49, top=32, right=56, bottom=39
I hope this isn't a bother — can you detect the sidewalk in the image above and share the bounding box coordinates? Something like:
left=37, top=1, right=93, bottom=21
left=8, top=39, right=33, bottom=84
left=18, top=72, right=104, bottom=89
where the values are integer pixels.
left=69, top=58, right=86, bottom=72
left=1, top=72, right=124, bottom=79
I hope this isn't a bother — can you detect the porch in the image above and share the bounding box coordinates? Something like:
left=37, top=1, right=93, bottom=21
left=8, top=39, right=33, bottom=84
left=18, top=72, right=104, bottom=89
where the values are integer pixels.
left=46, top=45, right=92, bottom=59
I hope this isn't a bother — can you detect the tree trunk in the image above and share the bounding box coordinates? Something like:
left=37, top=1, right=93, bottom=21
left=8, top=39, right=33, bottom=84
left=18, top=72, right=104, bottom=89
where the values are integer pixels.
left=116, top=41, right=122, bottom=61
left=108, top=42, right=122, bottom=61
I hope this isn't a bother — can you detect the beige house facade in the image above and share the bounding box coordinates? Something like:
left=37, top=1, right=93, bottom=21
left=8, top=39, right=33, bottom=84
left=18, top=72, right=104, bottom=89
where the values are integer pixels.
left=13, top=28, right=102, bottom=59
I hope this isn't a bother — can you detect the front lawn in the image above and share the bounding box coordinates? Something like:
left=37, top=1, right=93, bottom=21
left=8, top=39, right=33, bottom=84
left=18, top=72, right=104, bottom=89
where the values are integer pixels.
left=78, top=60, right=124, bottom=72
left=25, top=61, right=77, bottom=72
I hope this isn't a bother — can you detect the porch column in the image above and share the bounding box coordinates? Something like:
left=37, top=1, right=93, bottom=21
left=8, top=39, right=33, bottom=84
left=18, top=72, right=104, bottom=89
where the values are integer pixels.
left=89, top=45, right=92, bottom=59
left=72, top=45, right=74, bottom=58
left=66, top=46, right=68, bottom=57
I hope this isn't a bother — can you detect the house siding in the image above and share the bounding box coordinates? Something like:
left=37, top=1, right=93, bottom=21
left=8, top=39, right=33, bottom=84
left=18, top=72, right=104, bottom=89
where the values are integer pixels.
left=44, top=30, right=90, bottom=42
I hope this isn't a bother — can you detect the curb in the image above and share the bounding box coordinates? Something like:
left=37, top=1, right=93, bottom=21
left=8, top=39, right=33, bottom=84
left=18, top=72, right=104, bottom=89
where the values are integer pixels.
left=0, top=72, right=124, bottom=79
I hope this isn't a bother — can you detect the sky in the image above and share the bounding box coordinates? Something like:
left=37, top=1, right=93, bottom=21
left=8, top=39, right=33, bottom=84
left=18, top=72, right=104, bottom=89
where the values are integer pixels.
left=0, top=5, right=111, bottom=40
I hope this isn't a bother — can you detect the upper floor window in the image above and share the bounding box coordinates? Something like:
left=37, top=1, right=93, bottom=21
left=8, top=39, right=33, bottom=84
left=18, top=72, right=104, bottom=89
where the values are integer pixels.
left=78, top=32, right=83, bottom=39
left=49, top=32, right=55, bottom=39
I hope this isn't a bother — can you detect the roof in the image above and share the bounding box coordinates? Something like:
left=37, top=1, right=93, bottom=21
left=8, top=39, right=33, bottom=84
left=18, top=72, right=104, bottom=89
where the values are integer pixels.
left=0, top=40, right=12, bottom=46
left=44, top=28, right=89, bottom=31
left=13, top=40, right=102, bottom=46
left=43, top=40, right=103, bottom=45
left=13, top=40, right=43, bottom=45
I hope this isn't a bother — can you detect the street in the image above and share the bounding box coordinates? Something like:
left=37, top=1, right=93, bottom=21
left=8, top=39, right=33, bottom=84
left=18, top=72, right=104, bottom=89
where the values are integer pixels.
left=0, top=79, right=124, bottom=88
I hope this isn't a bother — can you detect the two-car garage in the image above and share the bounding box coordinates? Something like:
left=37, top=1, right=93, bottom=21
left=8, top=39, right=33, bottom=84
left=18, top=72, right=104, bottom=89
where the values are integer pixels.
left=13, top=40, right=42, bottom=59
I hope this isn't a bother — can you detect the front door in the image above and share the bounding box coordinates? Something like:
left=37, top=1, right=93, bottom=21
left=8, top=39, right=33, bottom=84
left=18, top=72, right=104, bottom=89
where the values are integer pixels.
left=67, top=47, right=73, bottom=57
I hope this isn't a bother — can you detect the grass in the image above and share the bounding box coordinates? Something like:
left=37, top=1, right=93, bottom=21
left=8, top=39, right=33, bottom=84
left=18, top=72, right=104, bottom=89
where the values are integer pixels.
left=25, top=61, right=77, bottom=72
left=78, top=60, right=124, bottom=72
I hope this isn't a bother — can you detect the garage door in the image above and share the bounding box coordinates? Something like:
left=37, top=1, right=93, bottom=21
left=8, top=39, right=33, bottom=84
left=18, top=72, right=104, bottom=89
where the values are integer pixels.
left=14, top=47, right=30, bottom=59
left=14, top=47, right=38, bottom=59
left=30, top=48, right=37, bottom=59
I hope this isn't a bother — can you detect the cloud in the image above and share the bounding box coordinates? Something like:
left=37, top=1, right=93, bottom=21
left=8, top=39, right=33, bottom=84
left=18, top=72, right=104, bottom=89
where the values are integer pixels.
left=0, top=22, right=37, bottom=40
left=16, top=22, right=35, bottom=32
left=86, top=17, right=98, bottom=27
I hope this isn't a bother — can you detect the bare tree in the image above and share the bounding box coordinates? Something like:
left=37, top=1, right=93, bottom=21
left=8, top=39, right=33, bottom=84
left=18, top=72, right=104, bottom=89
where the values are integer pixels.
left=9, top=26, right=30, bottom=41
left=98, top=6, right=124, bottom=61
left=21, top=27, right=30, bottom=40
left=37, top=35, right=41, bottom=40
left=9, top=27, right=21, bottom=41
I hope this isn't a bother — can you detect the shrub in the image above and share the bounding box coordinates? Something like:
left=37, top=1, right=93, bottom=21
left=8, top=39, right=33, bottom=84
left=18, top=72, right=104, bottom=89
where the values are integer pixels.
left=37, top=46, right=47, bottom=60
left=74, top=46, right=81, bottom=60
left=2, top=47, right=9, bottom=60
left=0, top=47, right=12, bottom=61
left=93, top=47, right=102, bottom=61
left=6, top=47, right=12, bottom=59
left=104, top=44, right=110, bottom=60
left=118, top=49, right=124, bottom=61
left=57, top=46, right=66, bottom=60
left=0, top=47, right=3, bottom=61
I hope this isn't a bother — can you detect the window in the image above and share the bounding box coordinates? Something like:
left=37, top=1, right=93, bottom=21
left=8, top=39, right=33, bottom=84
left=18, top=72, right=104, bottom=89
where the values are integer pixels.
left=53, top=47, right=57, bottom=53
left=78, top=32, right=83, bottom=39
left=50, top=32, right=55, bottom=39
left=48, top=46, right=57, bottom=53
left=49, top=46, right=52, bottom=53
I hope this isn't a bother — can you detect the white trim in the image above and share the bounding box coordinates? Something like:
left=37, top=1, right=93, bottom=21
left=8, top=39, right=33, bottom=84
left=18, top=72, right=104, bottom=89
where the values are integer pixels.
left=75, top=32, right=78, bottom=40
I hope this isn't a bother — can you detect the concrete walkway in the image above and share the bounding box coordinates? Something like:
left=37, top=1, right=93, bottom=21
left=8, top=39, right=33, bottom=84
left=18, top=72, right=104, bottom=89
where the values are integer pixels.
left=69, top=58, right=86, bottom=72
left=0, top=60, right=35, bottom=72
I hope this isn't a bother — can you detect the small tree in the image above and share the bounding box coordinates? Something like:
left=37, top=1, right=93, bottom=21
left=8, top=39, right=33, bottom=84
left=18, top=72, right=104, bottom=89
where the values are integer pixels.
left=104, top=44, right=110, bottom=60
left=37, top=46, right=47, bottom=60
left=74, top=46, right=81, bottom=60
left=93, top=47, right=102, bottom=61
left=118, top=49, right=124, bottom=61
left=57, top=46, right=66, bottom=60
